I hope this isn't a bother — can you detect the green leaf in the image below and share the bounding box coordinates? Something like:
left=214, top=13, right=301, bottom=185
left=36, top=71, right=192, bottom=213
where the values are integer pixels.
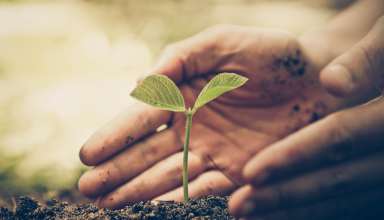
left=130, top=74, right=186, bottom=112
left=193, top=73, right=248, bottom=111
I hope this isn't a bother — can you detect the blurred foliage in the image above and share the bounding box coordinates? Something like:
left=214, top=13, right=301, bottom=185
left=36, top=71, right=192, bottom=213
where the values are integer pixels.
left=0, top=153, right=44, bottom=196
left=0, top=0, right=221, bottom=198
left=84, top=0, right=217, bottom=55
left=0, top=151, right=87, bottom=207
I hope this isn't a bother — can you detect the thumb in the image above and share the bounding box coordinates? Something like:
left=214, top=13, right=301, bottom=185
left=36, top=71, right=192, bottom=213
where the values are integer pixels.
left=320, top=16, right=384, bottom=98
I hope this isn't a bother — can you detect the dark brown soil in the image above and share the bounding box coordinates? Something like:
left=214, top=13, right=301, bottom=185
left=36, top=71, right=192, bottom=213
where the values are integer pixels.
left=0, top=196, right=235, bottom=220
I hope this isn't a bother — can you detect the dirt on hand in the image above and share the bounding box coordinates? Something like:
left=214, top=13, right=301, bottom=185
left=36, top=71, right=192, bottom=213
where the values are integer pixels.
left=0, top=195, right=235, bottom=220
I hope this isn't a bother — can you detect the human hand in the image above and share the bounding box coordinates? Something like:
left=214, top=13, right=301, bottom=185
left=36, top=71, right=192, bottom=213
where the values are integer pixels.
left=78, top=25, right=344, bottom=209
left=229, top=16, right=384, bottom=220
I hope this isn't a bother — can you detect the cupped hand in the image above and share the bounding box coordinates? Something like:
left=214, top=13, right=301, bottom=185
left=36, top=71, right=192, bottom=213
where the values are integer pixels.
left=229, top=17, right=384, bottom=220
left=78, top=25, right=344, bottom=209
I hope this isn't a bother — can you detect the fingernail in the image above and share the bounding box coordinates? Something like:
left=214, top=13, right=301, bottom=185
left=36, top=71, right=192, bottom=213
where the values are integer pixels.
left=326, top=64, right=355, bottom=94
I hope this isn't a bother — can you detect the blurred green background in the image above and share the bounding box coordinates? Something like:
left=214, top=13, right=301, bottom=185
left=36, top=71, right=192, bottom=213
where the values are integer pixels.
left=0, top=0, right=348, bottom=203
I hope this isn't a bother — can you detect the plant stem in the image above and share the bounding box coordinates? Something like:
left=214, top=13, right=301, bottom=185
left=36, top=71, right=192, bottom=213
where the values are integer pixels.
left=183, top=109, right=193, bottom=202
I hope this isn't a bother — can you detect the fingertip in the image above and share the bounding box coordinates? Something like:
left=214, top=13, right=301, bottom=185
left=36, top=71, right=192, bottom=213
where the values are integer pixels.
left=78, top=171, right=97, bottom=198
left=79, top=130, right=113, bottom=166
left=242, top=159, right=267, bottom=186
left=242, top=164, right=254, bottom=183
left=320, top=64, right=355, bottom=97
left=79, top=144, right=98, bottom=166
left=153, top=194, right=182, bottom=203
left=228, top=185, right=254, bottom=217
left=152, top=191, right=179, bottom=202
left=97, top=193, right=123, bottom=209
left=78, top=167, right=114, bottom=199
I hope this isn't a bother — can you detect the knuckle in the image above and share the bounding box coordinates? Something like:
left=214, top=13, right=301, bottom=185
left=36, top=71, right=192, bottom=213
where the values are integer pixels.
left=138, top=145, right=152, bottom=168
left=323, top=113, right=350, bottom=144
left=363, top=43, right=384, bottom=71
left=136, top=111, right=152, bottom=130
left=361, top=45, right=384, bottom=91
left=356, top=45, right=377, bottom=78
left=141, top=141, right=159, bottom=161
left=323, top=113, right=355, bottom=162
left=165, top=162, right=183, bottom=185
left=358, top=18, right=384, bottom=84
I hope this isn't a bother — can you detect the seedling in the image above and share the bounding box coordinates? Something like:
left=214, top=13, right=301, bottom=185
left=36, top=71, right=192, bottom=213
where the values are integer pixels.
left=130, top=73, right=248, bottom=202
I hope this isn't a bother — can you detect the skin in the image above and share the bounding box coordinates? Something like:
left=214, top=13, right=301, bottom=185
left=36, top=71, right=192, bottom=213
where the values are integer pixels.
left=78, top=0, right=384, bottom=218
left=78, top=25, right=344, bottom=209
left=230, top=13, right=384, bottom=220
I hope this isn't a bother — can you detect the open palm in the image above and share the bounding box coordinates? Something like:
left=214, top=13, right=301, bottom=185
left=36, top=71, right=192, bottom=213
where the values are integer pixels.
left=78, top=25, right=343, bottom=209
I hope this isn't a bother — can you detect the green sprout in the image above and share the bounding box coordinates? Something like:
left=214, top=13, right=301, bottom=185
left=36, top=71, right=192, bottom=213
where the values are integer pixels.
left=130, top=73, right=248, bottom=202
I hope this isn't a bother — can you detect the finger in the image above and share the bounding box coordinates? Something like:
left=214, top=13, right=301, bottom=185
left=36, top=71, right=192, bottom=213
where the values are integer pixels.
left=320, top=16, right=384, bottom=97
left=231, top=152, right=384, bottom=216
left=80, top=104, right=172, bottom=166
left=239, top=188, right=384, bottom=220
left=243, top=97, right=384, bottom=186
left=154, top=171, right=236, bottom=202
left=97, top=151, right=206, bottom=209
left=150, top=24, right=242, bottom=82
left=78, top=127, right=181, bottom=198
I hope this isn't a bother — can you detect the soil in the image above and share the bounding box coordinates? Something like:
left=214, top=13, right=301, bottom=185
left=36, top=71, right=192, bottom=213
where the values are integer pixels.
left=0, top=195, right=235, bottom=220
